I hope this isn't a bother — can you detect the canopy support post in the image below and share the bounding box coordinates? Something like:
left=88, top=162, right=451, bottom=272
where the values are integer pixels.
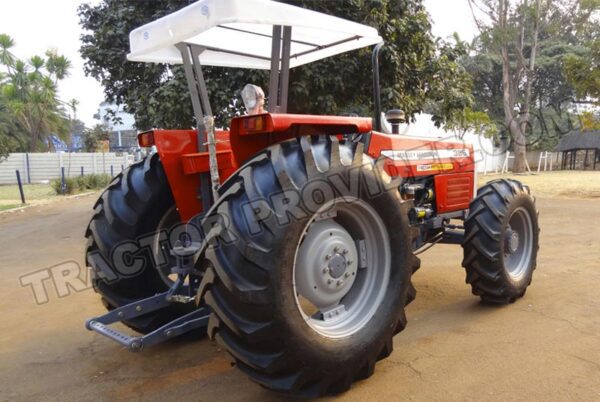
left=268, top=26, right=282, bottom=113
left=176, top=43, right=218, bottom=210
left=268, top=25, right=291, bottom=113
left=279, top=26, right=292, bottom=113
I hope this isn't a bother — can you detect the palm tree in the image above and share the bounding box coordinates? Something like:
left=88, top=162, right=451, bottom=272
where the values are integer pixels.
left=1, top=39, right=71, bottom=151
left=0, top=34, right=15, bottom=71
left=10, top=60, right=29, bottom=101
left=66, top=98, right=80, bottom=148
left=4, top=61, right=69, bottom=151
left=67, top=98, right=79, bottom=121
left=45, top=50, right=71, bottom=84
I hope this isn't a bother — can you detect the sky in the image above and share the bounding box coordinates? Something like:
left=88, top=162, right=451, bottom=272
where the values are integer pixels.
left=0, top=0, right=477, bottom=128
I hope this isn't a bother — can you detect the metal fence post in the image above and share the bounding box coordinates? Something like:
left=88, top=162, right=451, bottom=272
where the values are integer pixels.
left=110, top=165, right=114, bottom=176
left=61, top=167, right=66, bottom=195
left=81, top=166, right=84, bottom=177
left=15, top=170, right=26, bottom=204
left=25, top=153, right=31, bottom=184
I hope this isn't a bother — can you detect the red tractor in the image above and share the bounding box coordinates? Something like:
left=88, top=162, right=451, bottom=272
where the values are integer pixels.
left=85, top=0, right=539, bottom=397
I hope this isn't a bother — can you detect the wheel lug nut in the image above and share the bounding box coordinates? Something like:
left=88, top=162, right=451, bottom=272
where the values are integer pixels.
left=336, top=280, right=342, bottom=287
left=322, top=267, right=329, bottom=274
left=344, top=272, right=350, bottom=278
left=325, top=254, right=331, bottom=260
left=327, top=279, right=333, bottom=284
left=334, top=246, right=340, bottom=253
left=342, top=249, right=348, bottom=255
left=346, top=260, right=353, bottom=266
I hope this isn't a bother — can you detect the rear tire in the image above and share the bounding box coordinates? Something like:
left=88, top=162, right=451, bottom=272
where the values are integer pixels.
left=200, top=136, right=419, bottom=397
left=85, top=154, right=195, bottom=333
left=461, top=179, right=539, bottom=303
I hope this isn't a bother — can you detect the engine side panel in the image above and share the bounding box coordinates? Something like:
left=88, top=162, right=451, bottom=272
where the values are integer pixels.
left=367, top=131, right=475, bottom=213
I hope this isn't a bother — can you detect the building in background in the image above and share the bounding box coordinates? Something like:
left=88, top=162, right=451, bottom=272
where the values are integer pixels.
left=94, top=102, right=137, bottom=151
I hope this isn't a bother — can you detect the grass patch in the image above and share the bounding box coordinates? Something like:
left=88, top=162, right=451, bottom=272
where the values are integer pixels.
left=0, top=184, right=55, bottom=203
left=479, top=170, right=600, bottom=199
left=0, top=203, right=22, bottom=212
left=0, top=174, right=112, bottom=212
left=50, top=173, right=112, bottom=195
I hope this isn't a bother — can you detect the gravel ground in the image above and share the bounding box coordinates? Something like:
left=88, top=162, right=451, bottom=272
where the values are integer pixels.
left=0, top=190, right=599, bottom=401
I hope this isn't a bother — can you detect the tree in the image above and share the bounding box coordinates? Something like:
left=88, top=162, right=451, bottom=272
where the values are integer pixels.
left=564, top=38, right=600, bottom=102
left=0, top=34, right=15, bottom=70
left=465, top=0, right=599, bottom=157
left=467, top=0, right=548, bottom=172
left=66, top=98, right=80, bottom=148
left=444, top=107, right=497, bottom=139
left=45, top=50, right=72, bottom=84
left=0, top=34, right=70, bottom=151
left=578, top=111, right=600, bottom=131
left=82, top=123, right=110, bottom=152
left=0, top=92, right=22, bottom=160
left=563, top=0, right=600, bottom=103
left=79, top=0, right=473, bottom=130
left=67, top=98, right=79, bottom=121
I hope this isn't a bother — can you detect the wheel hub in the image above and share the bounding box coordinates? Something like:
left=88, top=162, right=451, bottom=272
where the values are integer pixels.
left=328, top=253, right=347, bottom=278
left=505, top=228, right=520, bottom=254
left=295, top=220, right=358, bottom=309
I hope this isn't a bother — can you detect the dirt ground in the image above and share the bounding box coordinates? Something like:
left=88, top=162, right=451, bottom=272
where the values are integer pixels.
left=1, top=175, right=599, bottom=401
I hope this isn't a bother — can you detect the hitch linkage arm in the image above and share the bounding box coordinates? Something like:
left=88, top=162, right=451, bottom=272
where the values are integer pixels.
left=85, top=241, right=210, bottom=352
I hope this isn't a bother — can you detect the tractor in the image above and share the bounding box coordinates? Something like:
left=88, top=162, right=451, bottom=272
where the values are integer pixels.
left=84, top=0, right=539, bottom=397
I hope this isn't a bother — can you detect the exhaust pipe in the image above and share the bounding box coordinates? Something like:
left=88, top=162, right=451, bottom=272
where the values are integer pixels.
left=372, top=42, right=384, bottom=132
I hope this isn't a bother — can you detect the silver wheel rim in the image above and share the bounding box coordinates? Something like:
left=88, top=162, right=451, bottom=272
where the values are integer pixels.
left=504, top=206, right=533, bottom=281
left=293, top=198, right=391, bottom=339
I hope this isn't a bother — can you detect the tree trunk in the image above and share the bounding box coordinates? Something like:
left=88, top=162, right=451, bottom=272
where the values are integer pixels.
left=498, top=0, right=526, bottom=173
left=29, top=132, right=38, bottom=152
left=516, top=0, right=542, bottom=173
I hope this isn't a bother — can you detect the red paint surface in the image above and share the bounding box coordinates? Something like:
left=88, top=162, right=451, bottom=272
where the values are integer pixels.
left=366, top=131, right=475, bottom=212
left=151, top=115, right=475, bottom=221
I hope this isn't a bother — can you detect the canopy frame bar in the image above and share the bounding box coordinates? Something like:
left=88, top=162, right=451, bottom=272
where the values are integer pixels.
left=268, top=25, right=282, bottom=113
left=216, top=24, right=320, bottom=48
left=176, top=42, right=214, bottom=210
left=268, top=25, right=292, bottom=113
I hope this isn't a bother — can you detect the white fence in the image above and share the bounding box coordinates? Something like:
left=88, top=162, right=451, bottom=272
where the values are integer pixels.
left=0, top=153, right=133, bottom=185
left=480, top=150, right=561, bottom=174
left=0, top=149, right=565, bottom=185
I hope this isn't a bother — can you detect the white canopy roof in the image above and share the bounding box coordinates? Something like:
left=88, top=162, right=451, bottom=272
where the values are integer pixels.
left=127, top=0, right=383, bottom=69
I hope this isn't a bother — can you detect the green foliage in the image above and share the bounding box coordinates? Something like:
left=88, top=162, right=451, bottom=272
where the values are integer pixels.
left=82, top=124, right=110, bottom=152
left=0, top=34, right=15, bottom=68
left=0, top=92, right=23, bottom=160
left=444, top=107, right=496, bottom=139
left=0, top=34, right=71, bottom=152
left=51, top=173, right=112, bottom=195
left=76, top=173, right=112, bottom=190
left=464, top=0, right=599, bottom=152
left=50, top=176, right=77, bottom=195
left=525, top=104, right=580, bottom=150
left=564, top=38, right=600, bottom=102
left=78, top=0, right=473, bottom=129
left=578, top=111, right=600, bottom=131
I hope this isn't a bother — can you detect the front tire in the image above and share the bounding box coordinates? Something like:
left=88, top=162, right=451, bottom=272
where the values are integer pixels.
left=461, top=179, right=539, bottom=303
left=200, top=136, right=419, bottom=397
